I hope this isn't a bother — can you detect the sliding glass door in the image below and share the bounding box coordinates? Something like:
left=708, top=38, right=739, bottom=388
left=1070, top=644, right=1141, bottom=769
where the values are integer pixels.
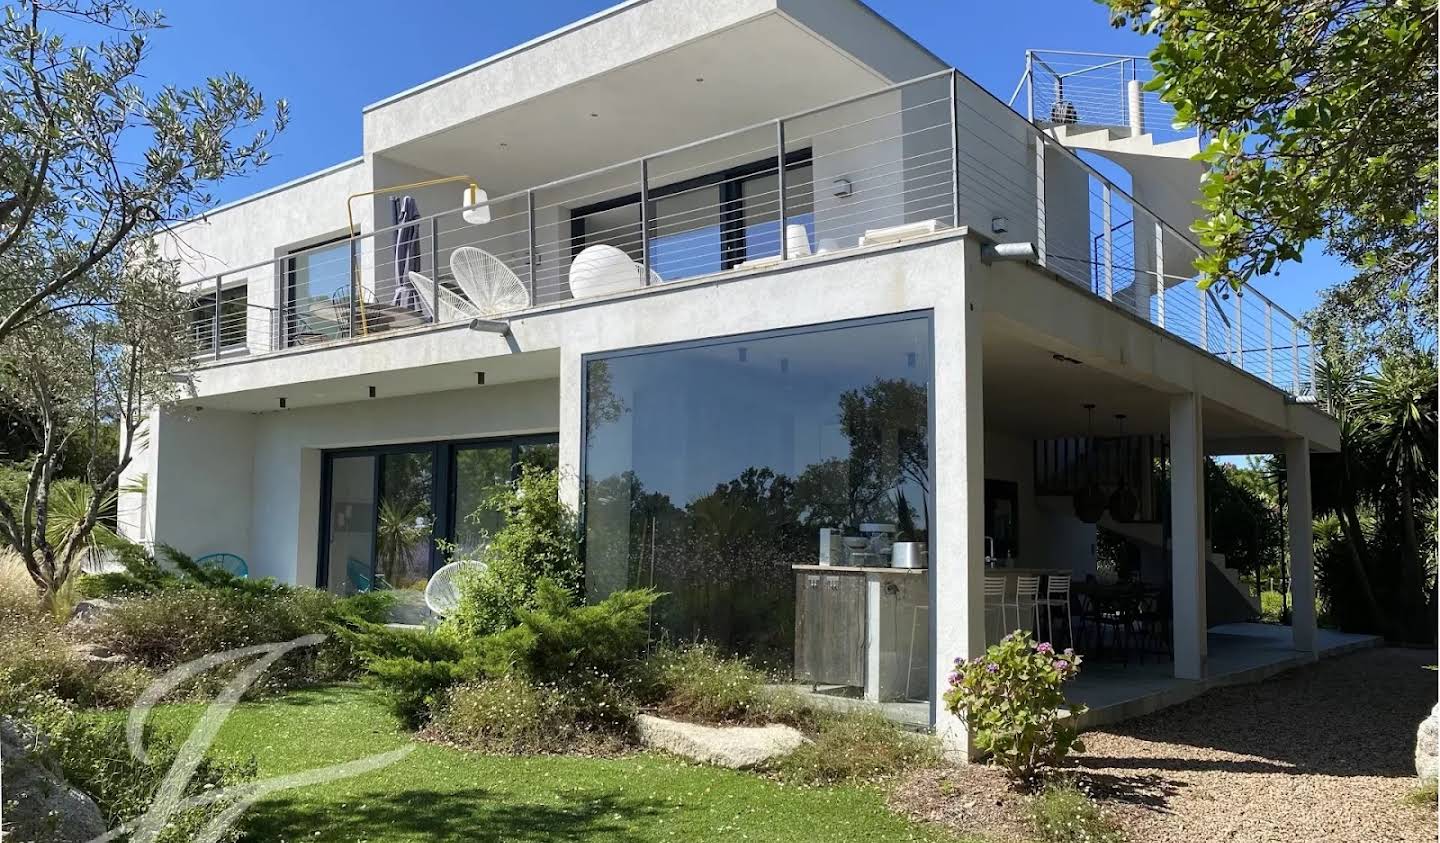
left=319, top=436, right=558, bottom=594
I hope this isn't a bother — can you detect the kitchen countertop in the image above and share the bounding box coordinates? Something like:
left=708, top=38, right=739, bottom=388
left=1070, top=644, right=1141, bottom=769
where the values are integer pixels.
left=792, top=564, right=926, bottom=575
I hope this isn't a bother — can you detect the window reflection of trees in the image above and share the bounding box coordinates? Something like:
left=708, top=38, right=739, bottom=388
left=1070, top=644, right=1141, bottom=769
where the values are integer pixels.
left=585, top=372, right=929, bottom=669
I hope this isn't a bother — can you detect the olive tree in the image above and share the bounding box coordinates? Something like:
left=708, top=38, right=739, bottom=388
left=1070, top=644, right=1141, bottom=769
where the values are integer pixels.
left=0, top=0, right=286, bottom=344
left=0, top=0, right=285, bottom=601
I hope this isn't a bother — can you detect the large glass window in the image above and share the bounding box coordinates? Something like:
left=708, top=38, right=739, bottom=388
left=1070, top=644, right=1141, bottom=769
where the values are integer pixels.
left=190, top=284, right=248, bottom=354
left=583, top=315, right=931, bottom=690
left=286, top=238, right=352, bottom=345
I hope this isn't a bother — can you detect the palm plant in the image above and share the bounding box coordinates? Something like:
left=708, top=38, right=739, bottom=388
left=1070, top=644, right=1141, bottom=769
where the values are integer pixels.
left=376, top=496, right=428, bottom=585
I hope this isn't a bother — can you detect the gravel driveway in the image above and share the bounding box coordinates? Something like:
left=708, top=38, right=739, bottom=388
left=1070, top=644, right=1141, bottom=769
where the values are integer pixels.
left=1077, top=646, right=1436, bottom=842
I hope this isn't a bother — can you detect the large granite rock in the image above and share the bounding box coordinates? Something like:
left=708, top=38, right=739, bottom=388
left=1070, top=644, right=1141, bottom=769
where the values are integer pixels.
left=1416, top=702, right=1439, bottom=782
left=635, top=714, right=806, bottom=770
left=67, top=597, right=119, bottom=628
left=1, top=717, right=107, bottom=843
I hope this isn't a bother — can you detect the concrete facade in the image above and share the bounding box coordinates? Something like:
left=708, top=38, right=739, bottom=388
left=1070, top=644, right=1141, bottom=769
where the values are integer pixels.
left=122, top=0, right=1340, bottom=753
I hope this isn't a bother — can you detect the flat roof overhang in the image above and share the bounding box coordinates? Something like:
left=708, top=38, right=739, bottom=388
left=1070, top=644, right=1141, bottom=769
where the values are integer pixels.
left=363, top=0, right=943, bottom=197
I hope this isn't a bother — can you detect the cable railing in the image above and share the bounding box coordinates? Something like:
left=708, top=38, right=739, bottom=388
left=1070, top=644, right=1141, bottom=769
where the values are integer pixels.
left=1012, top=50, right=1197, bottom=145
left=179, top=68, right=1314, bottom=399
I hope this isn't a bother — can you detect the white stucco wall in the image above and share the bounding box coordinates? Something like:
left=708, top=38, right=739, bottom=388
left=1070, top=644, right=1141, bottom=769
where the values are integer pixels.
left=246, top=379, right=559, bottom=584
left=147, top=408, right=258, bottom=562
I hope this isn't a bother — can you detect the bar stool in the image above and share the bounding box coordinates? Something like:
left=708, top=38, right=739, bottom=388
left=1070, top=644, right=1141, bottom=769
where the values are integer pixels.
left=1037, top=576, right=1074, bottom=648
left=1014, top=575, right=1041, bottom=639
left=983, top=575, right=1009, bottom=645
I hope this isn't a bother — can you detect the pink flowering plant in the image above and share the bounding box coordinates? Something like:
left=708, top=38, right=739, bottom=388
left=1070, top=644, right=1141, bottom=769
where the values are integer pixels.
left=941, top=631, right=1086, bottom=784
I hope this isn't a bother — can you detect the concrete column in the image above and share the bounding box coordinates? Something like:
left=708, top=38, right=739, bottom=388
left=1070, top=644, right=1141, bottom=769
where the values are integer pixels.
left=932, top=243, right=986, bottom=757
left=557, top=346, right=584, bottom=514
left=1285, top=437, right=1318, bottom=654
left=1168, top=393, right=1207, bottom=680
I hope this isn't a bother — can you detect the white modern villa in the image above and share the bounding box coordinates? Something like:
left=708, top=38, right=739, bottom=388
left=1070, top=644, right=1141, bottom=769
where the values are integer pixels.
left=117, top=0, right=1358, bottom=750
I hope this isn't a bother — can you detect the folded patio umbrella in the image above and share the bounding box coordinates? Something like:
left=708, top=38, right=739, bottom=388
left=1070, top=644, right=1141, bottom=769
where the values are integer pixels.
left=392, top=194, right=421, bottom=311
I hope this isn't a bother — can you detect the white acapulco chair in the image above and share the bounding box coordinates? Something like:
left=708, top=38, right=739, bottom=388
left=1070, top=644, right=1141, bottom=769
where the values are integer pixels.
left=424, top=559, right=489, bottom=617
left=449, top=246, right=531, bottom=317
left=408, top=271, right=480, bottom=323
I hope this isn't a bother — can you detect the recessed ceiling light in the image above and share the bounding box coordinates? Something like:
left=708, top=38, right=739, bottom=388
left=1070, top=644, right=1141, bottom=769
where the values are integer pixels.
left=695, top=77, right=704, bottom=83
left=589, top=112, right=599, bottom=118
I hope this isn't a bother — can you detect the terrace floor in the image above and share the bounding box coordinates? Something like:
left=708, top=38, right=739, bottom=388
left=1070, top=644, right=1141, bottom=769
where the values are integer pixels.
left=787, top=623, right=1382, bottom=732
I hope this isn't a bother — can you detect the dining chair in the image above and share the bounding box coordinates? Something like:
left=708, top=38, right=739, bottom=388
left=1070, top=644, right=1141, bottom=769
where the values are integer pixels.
left=1037, top=576, right=1074, bottom=648
left=1014, top=575, right=1041, bottom=639
left=983, top=575, right=1009, bottom=645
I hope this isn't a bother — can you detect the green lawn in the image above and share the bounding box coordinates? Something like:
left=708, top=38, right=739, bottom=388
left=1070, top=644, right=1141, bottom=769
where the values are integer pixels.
left=132, top=685, right=955, bottom=842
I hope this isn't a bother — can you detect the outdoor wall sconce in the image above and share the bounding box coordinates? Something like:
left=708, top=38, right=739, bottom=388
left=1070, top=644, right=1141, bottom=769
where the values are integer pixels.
left=991, top=216, right=1010, bottom=233
left=831, top=177, right=853, bottom=198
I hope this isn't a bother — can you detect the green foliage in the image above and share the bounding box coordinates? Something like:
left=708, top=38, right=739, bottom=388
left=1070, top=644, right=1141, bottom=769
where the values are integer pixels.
left=352, top=580, right=658, bottom=732
left=77, top=542, right=291, bottom=598
left=1028, top=783, right=1126, bottom=843
left=346, top=624, right=484, bottom=728
left=14, top=693, right=255, bottom=842
left=942, top=632, right=1085, bottom=783
left=641, top=642, right=812, bottom=726
left=443, top=465, right=583, bottom=638
left=1106, top=0, right=1435, bottom=305
left=771, top=712, right=937, bottom=786
left=433, top=674, right=629, bottom=755
left=90, top=580, right=392, bottom=694
left=477, top=579, right=657, bottom=686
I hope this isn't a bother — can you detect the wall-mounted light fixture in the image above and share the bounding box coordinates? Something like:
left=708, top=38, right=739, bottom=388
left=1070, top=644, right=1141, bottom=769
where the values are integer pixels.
left=476, top=371, right=486, bottom=385
left=831, top=177, right=853, bottom=198
left=990, top=216, right=1010, bottom=234
left=279, top=397, right=287, bottom=409
left=368, top=386, right=376, bottom=398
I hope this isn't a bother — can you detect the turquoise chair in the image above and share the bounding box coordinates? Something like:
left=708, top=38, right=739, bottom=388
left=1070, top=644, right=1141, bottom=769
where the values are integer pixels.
left=345, top=559, right=391, bottom=593
left=196, top=552, right=248, bottom=578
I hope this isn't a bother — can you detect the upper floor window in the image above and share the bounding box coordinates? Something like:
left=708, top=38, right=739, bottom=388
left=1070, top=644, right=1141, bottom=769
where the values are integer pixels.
left=191, top=283, right=248, bottom=354
left=568, top=150, right=815, bottom=284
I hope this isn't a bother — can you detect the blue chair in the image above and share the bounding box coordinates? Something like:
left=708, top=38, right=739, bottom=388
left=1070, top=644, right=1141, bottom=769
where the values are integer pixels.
left=196, top=552, right=248, bottom=578
left=346, top=558, right=372, bottom=593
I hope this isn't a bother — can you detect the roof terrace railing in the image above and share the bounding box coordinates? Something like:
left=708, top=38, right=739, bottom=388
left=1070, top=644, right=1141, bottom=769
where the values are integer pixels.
left=1013, top=50, right=1198, bottom=144
left=180, top=68, right=1315, bottom=399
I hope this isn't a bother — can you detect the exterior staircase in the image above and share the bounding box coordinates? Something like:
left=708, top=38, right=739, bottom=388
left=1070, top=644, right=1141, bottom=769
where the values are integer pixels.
left=1045, top=123, right=1201, bottom=161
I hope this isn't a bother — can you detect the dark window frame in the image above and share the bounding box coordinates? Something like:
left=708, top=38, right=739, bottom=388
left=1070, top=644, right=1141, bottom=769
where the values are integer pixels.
left=315, top=433, right=559, bottom=590
left=568, top=148, right=814, bottom=272
left=284, top=234, right=355, bottom=348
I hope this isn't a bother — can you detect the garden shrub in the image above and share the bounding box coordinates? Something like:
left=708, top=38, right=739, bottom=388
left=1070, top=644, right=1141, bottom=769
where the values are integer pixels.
left=641, top=642, right=813, bottom=726
left=15, top=692, right=255, bottom=843
left=477, top=579, right=656, bottom=685
left=772, top=711, right=937, bottom=785
left=942, top=631, right=1085, bottom=784
left=346, top=623, right=485, bottom=728
left=77, top=542, right=294, bottom=599
left=432, top=674, right=629, bottom=755
left=1028, top=783, right=1126, bottom=843
left=443, top=466, right=582, bottom=637
left=92, top=583, right=392, bottom=694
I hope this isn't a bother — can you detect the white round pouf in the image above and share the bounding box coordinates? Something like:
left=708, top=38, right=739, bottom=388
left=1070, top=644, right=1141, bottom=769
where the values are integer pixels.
left=569, top=244, right=643, bottom=299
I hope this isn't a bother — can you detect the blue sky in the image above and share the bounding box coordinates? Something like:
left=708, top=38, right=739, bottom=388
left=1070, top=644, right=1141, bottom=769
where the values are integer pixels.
left=134, top=0, right=1343, bottom=317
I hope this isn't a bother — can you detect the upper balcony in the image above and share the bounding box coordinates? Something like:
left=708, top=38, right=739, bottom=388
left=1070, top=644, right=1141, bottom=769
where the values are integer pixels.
left=179, top=64, right=1317, bottom=401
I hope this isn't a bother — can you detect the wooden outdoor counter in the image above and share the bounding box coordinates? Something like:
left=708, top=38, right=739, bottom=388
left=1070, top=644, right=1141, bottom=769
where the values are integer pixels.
left=792, top=564, right=929, bottom=702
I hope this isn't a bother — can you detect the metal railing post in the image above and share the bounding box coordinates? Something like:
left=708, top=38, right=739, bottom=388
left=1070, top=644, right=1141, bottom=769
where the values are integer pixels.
left=1307, top=333, right=1316, bottom=395
left=1265, top=301, right=1274, bottom=386
left=429, top=216, right=440, bottom=323
left=949, top=71, right=960, bottom=228
left=1199, top=283, right=1208, bottom=351
left=1102, top=185, right=1113, bottom=301
left=348, top=238, right=359, bottom=338
left=526, top=189, right=537, bottom=302
left=212, top=274, right=222, bottom=360
left=776, top=119, right=787, bottom=260
left=1034, top=134, right=1047, bottom=267
left=639, top=158, right=652, bottom=284
left=1234, top=291, right=1244, bottom=369
left=1025, top=51, right=1035, bottom=122
left=1153, top=221, right=1165, bottom=328
left=1292, top=323, right=1300, bottom=395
